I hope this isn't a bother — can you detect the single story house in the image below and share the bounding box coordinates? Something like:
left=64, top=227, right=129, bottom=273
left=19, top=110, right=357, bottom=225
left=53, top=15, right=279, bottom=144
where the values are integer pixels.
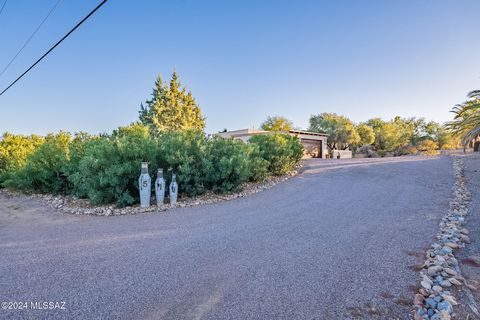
left=216, top=128, right=330, bottom=158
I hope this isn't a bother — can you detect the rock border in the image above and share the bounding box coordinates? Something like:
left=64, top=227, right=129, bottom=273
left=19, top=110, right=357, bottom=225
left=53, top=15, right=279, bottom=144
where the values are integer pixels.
left=414, top=157, right=472, bottom=320
left=0, top=165, right=302, bottom=216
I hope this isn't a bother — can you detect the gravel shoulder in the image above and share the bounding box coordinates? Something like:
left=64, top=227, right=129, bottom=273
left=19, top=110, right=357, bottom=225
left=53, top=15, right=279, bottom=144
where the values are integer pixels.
left=0, top=155, right=454, bottom=319
left=452, top=153, right=480, bottom=319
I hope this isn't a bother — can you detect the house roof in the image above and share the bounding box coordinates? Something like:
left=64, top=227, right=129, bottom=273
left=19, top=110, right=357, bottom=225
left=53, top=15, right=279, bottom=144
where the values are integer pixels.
left=288, top=129, right=328, bottom=137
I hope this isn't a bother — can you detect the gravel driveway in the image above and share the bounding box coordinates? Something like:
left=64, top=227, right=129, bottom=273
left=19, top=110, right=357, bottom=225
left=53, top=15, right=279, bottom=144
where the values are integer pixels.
left=0, top=156, right=454, bottom=319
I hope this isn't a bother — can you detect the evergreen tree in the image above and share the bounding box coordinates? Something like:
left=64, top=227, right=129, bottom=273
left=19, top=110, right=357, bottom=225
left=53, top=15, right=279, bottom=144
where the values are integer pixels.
left=139, top=71, right=206, bottom=133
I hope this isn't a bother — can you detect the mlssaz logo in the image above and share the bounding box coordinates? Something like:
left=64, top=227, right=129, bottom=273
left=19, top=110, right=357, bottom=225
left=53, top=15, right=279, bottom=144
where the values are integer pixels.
left=30, top=301, right=66, bottom=310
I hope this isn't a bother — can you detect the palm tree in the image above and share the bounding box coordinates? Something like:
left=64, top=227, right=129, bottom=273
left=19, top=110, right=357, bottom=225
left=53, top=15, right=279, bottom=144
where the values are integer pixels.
left=446, top=90, right=480, bottom=147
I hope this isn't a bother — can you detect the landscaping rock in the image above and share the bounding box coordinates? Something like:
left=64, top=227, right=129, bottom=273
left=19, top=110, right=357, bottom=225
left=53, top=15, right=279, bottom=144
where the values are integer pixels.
left=432, top=285, right=443, bottom=293
left=425, top=298, right=437, bottom=309
left=421, top=281, right=432, bottom=290
left=441, top=294, right=458, bottom=306
left=437, top=301, right=453, bottom=314
left=0, top=164, right=303, bottom=217
left=414, top=294, right=425, bottom=306
left=413, top=157, right=472, bottom=319
left=444, top=243, right=459, bottom=249
left=443, top=268, right=456, bottom=276
left=439, top=280, right=451, bottom=287
left=448, top=278, right=461, bottom=286
left=428, top=266, right=443, bottom=275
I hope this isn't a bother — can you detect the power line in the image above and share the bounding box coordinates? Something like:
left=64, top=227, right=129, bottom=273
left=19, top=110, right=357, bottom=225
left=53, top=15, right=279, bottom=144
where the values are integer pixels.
left=0, top=0, right=63, bottom=78
left=0, top=0, right=108, bottom=96
left=0, top=0, right=7, bottom=17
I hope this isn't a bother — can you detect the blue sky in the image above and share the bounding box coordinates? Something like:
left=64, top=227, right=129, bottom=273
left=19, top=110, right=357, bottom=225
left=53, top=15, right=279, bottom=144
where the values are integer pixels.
left=0, top=0, right=479, bottom=135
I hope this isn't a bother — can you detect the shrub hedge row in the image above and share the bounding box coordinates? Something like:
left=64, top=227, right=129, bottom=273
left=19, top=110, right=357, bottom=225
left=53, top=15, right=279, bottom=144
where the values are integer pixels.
left=0, top=125, right=303, bottom=207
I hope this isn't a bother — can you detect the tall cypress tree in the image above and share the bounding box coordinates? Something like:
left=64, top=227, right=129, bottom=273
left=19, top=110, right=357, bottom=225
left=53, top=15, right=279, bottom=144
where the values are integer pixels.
left=139, top=71, right=206, bottom=133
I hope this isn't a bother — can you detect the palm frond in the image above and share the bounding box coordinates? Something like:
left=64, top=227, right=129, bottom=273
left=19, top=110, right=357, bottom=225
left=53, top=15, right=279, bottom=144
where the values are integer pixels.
left=468, top=90, right=480, bottom=99
left=462, top=126, right=480, bottom=145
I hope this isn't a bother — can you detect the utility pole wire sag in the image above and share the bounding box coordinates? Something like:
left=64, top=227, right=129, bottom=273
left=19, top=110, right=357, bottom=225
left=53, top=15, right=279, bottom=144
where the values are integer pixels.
left=0, top=0, right=108, bottom=96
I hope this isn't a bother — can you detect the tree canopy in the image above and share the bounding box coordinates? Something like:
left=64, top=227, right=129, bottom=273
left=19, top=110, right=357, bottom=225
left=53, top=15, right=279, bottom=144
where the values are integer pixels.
left=356, top=124, right=375, bottom=146
left=260, top=116, right=294, bottom=131
left=139, top=71, right=206, bottom=133
left=308, top=113, right=360, bottom=149
left=0, top=133, right=44, bottom=175
left=307, top=113, right=459, bottom=154
left=446, top=90, right=480, bottom=146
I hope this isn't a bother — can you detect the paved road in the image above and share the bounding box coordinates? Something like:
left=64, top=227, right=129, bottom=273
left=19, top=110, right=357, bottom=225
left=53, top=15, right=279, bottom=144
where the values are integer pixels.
left=0, top=156, right=454, bottom=319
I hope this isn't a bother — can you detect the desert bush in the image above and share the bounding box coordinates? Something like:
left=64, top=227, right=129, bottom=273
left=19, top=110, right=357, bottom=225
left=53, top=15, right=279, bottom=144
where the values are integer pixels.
left=377, top=150, right=387, bottom=157
left=249, top=134, right=303, bottom=175
left=407, top=145, right=418, bottom=154
left=393, top=147, right=410, bottom=156
left=71, top=125, right=160, bottom=207
left=394, top=145, right=417, bottom=156
left=4, top=132, right=71, bottom=193
left=0, top=133, right=44, bottom=184
left=1, top=126, right=304, bottom=207
left=416, top=139, right=439, bottom=156
left=158, top=131, right=206, bottom=196
left=246, top=143, right=270, bottom=181
left=416, top=139, right=438, bottom=151
left=63, top=132, right=96, bottom=196
left=366, top=149, right=379, bottom=158
left=357, top=145, right=374, bottom=154
left=203, top=137, right=251, bottom=192
left=440, top=143, right=456, bottom=150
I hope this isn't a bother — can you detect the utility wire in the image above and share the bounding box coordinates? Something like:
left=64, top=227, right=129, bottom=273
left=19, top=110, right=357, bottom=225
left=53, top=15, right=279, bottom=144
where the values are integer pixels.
left=0, top=0, right=108, bottom=96
left=0, top=0, right=63, bottom=78
left=0, top=0, right=7, bottom=17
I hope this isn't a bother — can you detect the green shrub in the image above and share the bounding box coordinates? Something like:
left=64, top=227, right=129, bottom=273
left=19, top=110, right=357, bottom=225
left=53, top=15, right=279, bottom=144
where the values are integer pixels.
left=4, top=132, right=70, bottom=193
left=246, top=143, right=270, bottom=181
left=203, top=137, right=251, bottom=192
left=377, top=150, right=387, bottom=157
left=63, top=132, right=95, bottom=196
left=158, top=131, right=206, bottom=196
left=393, top=148, right=409, bottom=156
left=394, top=145, right=417, bottom=156
left=416, top=139, right=438, bottom=151
left=71, top=127, right=207, bottom=207
left=407, top=145, right=418, bottom=155
left=71, top=125, right=160, bottom=207
left=415, top=140, right=439, bottom=156
left=249, top=133, right=303, bottom=175
left=2, top=127, right=304, bottom=207
left=0, top=133, right=44, bottom=184
left=440, top=143, right=456, bottom=150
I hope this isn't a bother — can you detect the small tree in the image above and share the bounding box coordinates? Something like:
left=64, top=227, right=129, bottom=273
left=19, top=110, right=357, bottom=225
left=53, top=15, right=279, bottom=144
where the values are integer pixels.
left=356, top=124, right=375, bottom=146
left=0, top=133, right=44, bottom=175
left=260, top=116, right=293, bottom=131
left=308, top=113, right=359, bottom=149
left=367, top=117, right=411, bottom=152
left=249, top=134, right=303, bottom=175
left=4, top=132, right=71, bottom=194
left=139, top=71, right=206, bottom=133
